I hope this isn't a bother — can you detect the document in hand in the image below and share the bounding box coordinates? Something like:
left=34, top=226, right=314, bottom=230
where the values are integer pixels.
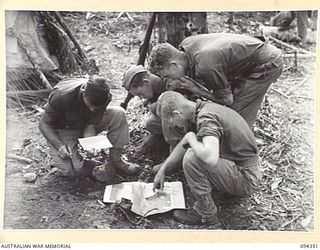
left=103, top=181, right=186, bottom=216
left=78, top=135, right=113, bottom=151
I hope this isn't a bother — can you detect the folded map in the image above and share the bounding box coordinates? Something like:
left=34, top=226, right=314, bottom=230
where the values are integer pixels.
left=103, top=181, right=186, bottom=216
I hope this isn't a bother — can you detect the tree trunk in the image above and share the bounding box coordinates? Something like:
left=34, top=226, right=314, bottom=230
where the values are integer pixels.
left=157, top=12, right=208, bottom=48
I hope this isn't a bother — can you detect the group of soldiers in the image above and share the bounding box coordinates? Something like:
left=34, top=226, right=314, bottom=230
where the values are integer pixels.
left=39, top=31, right=285, bottom=225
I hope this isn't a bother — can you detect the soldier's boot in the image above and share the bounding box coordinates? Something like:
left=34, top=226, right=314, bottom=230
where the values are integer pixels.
left=110, top=148, right=140, bottom=175
left=173, top=193, right=220, bottom=225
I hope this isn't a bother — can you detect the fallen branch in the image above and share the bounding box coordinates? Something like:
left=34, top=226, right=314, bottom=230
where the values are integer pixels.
left=275, top=189, right=288, bottom=211
left=98, top=200, right=108, bottom=208
left=268, top=36, right=316, bottom=57
left=263, top=136, right=291, bottom=158
left=37, top=70, right=52, bottom=90
left=49, top=212, right=65, bottom=222
left=117, top=12, right=133, bottom=21
left=53, top=12, right=87, bottom=60
left=270, top=87, right=290, bottom=99
left=280, top=214, right=302, bottom=229
left=7, top=154, right=33, bottom=164
left=285, top=76, right=311, bottom=95
left=283, top=53, right=315, bottom=59
left=17, top=37, right=54, bottom=89
left=255, top=127, right=277, bottom=141
left=116, top=204, right=157, bottom=226
left=290, top=95, right=313, bottom=100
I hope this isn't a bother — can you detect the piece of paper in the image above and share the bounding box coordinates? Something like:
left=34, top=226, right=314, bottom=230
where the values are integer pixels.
left=103, top=181, right=186, bottom=216
left=78, top=135, right=113, bottom=151
left=103, top=182, right=133, bottom=202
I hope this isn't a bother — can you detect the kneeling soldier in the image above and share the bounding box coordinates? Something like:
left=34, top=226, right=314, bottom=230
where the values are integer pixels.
left=39, top=77, right=140, bottom=179
left=153, top=91, right=262, bottom=224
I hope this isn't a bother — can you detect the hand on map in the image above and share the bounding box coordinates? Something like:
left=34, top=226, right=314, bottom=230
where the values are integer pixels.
left=153, top=169, right=165, bottom=192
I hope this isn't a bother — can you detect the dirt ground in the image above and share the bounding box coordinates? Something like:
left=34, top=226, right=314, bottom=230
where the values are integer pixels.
left=4, top=12, right=316, bottom=230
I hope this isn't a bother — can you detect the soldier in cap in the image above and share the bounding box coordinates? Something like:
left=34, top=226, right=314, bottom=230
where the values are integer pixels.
left=122, top=65, right=170, bottom=142
left=122, top=65, right=197, bottom=154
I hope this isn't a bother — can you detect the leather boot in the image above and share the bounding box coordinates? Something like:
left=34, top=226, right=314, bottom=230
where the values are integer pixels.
left=174, top=193, right=219, bottom=225
left=109, top=148, right=140, bottom=175
left=134, top=133, right=169, bottom=159
left=173, top=208, right=220, bottom=225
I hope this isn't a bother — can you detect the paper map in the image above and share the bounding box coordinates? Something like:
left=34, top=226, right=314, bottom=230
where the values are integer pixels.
left=103, top=181, right=186, bottom=216
left=78, top=135, right=113, bottom=151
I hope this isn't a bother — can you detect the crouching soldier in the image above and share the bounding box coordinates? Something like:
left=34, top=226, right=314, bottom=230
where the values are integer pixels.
left=122, top=65, right=200, bottom=154
left=39, top=77, right=140, bottom=179
left=149, top=33, right=283, bottom=128
left=122, top=65, right=165, bottom=139
left=153, top=91, right=262, bottom=225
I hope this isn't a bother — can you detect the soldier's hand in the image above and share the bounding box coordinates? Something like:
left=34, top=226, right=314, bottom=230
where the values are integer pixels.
left=153, top=169, right=165, bottom=192
left=86, top=148, right=100, bottom=158
left=177, top=76, right=199, bottom=92
left=58, top=145, right=72, bottom=159
left=166, top=79, right=182, bottom=90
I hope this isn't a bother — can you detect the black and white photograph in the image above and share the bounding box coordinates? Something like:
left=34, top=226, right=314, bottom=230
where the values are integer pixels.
left=3, top=9, right=317, bottom=233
